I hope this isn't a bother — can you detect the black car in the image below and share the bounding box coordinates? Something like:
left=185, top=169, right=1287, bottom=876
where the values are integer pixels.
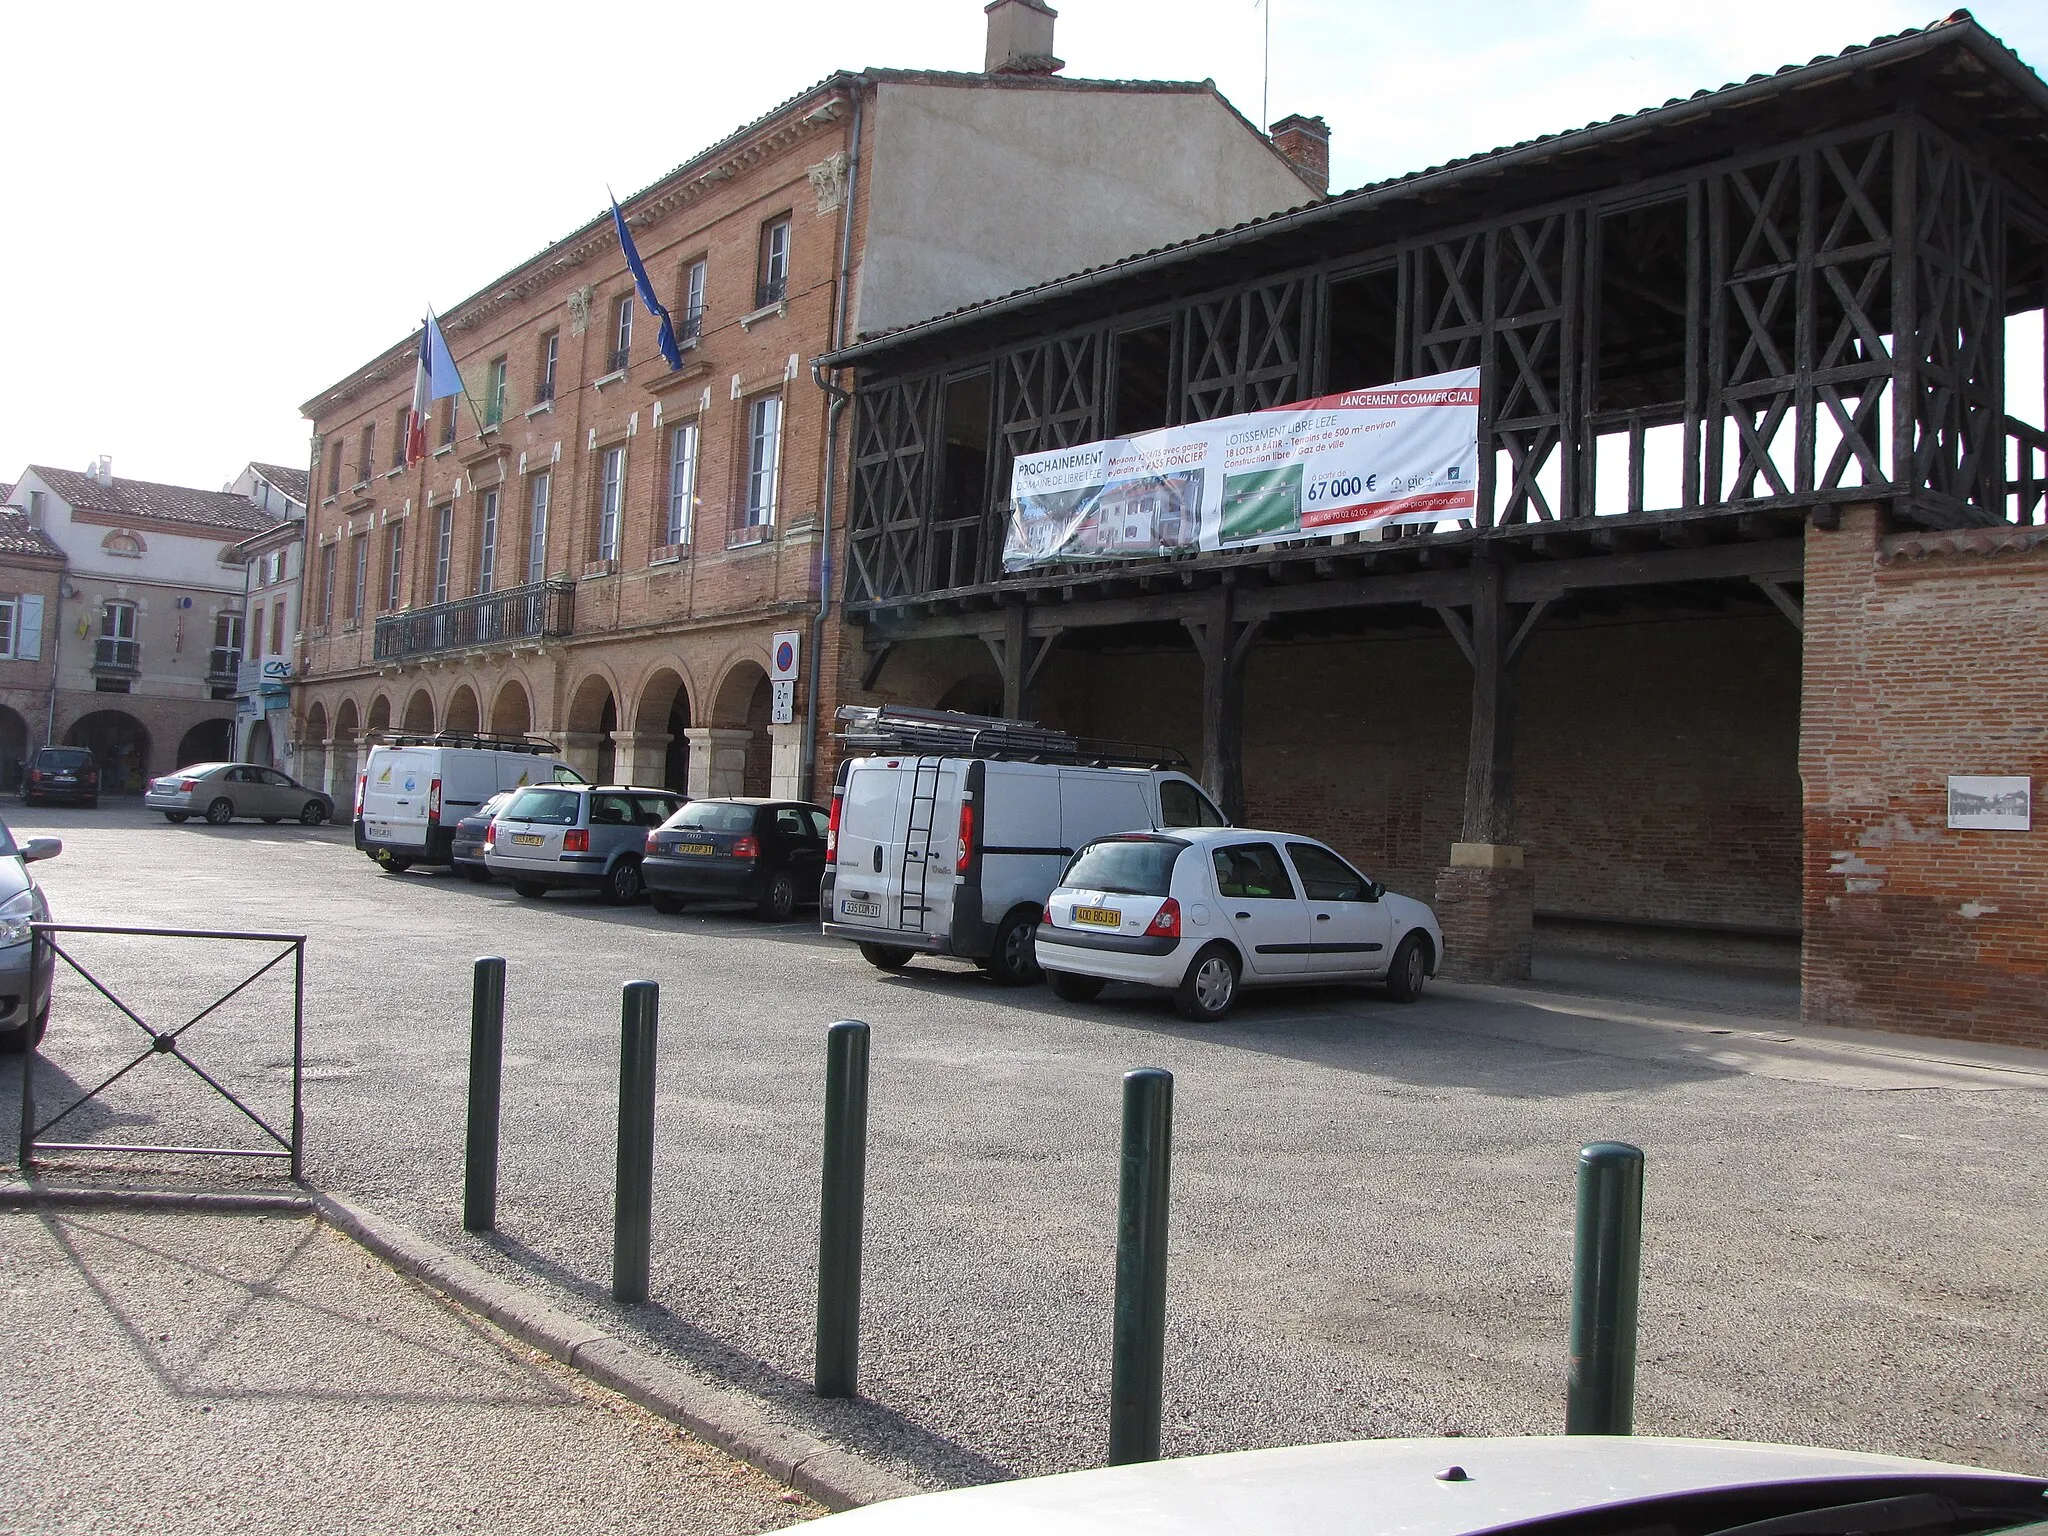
left=21, top=747, right=99, bottom=808
left=450, top=790, right=514, bottom=883
left=643, top=798, right=827, bottom=920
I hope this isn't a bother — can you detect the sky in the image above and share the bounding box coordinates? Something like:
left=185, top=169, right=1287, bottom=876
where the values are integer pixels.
left=4, top=0, right=2046, bottom=494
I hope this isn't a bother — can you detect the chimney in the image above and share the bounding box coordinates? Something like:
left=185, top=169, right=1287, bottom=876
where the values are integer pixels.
left=1269, top=114, right=1331, bottom=196
left=93, top=454, right=113, bottom=488
left=984, top=0, right=1062, bottom=77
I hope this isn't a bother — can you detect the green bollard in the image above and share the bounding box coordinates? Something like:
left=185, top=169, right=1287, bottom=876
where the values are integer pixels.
left=815, top=1019, right=870, bottom=1398
left=611, top=980, right=660, bottom=1304
left=1566, top=1140, right=1644, bottom=1435
left=1108, top=1067, right=1173, bottom=1466
left=463, top=957, right=507, bottom=1232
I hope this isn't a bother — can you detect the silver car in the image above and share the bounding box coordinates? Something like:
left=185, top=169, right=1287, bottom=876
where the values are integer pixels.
left=483, top=784, right=682, bottom=903
left=145, top=763, right=334, bottom=827
left=0, top=819, right=61, bottom=1051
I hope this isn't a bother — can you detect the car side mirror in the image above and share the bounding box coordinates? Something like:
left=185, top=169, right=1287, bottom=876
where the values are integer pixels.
left=21, top=838, right=61, bottom=864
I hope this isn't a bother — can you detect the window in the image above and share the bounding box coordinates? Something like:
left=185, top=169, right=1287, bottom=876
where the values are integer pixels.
left=350, top=534, right=368, bottom=624
left=392, top=407, right=408, bottom=469
left=441, top=396, right=458, bottom=447
left=665, top=422, right=698, bottom=546
left=433, top=504, right=454, bottom=603
left=1210, top=842, right=1297, bottom=901
left=319, top=544, right=336, bottom=627
left=609, top=296, right=632, bottom=374
left=0, top=593, right=43, bottom=662
left=385, top=521, right=405, bottom=610
left=537, top=331, right=558, bottom=403
left=679, top=259, right=706, bottom=341
left=527, top=472, right=550, bottom=583
left=1286, top=842, right=1371, bottom=901
left=1063, top=838, right=1184, bottom=898
left=596, top=448, right=623, bottom=561
left=98, top=599, right=138, bottom=670
left=270, top=602, right=286, bottom=655
left=757, top=216, right=790, bottom=308
left=1158, top=780, right=1227, bottom=828
left=357, top=424, right=374, bottom=485
left=0, top=597, right=14, bottom=658
left=486, top=356, right=508, bottom=428
left=210, top=611, right=240, bottom=677
left=743, top=395, right=782, bottom=529
left=326, top=443, right=343, bottom=497
left=478, top=488, right=499, bottom=594
left=251, top=606, right=265, bottom=656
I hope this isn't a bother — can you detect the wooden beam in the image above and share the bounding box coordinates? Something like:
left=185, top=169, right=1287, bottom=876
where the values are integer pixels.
left=1752, top=576, right=1805, bottom=633
left=859, top=643, right=895, bottom=692
left=1461, top=560, right=1516, bottom=845
left=1434, top=604, right=1477, bottom=667
left=1506, top=539, right=1802, bottom=600
left=1506, top=597, right=1552, bottom=664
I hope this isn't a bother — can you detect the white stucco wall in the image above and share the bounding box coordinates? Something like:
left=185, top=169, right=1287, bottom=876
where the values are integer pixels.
left=855, top=82, right=1314, bottom=339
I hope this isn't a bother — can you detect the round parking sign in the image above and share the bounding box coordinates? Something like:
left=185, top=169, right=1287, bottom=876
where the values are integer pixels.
left=775, top=639, right=796, bottom=674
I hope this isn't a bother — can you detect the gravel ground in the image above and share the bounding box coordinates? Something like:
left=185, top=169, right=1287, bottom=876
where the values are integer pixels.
left=0, top=1206, right=818, bottom=1535
left=4, top=803, right=2045, bottom=1492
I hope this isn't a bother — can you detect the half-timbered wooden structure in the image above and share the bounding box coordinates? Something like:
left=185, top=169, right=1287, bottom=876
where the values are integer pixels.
left=822, top=14, right=2048, bottom=1017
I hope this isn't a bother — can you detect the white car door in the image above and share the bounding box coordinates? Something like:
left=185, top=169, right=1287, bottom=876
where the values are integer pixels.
left=1285, top=841, right=1394, bottom=977
left=1207, top=840, right=1308, bottom=977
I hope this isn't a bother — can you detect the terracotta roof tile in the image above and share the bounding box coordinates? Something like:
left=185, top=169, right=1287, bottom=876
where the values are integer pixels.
left=29, top=466, right=282, bottom=536
left=0, top=509, right=65, bottom=560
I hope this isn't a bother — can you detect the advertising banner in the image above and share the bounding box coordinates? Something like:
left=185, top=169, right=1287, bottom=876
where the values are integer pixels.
left=1003, top=367, right=1479, bottom=571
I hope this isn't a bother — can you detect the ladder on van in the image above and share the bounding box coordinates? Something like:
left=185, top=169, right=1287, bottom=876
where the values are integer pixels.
left=897, top=756, right=942, bottom=932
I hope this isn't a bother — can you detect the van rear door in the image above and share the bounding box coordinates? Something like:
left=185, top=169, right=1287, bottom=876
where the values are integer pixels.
left=361, top=749, right=436, bottom=847
left=832, top=760, right=904, bottom=928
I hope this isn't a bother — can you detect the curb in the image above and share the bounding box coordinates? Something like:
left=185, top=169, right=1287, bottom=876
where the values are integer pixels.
left=0, top=1185, right=316, bottom=1215
left=310, top=1190, right=922, bottom=1513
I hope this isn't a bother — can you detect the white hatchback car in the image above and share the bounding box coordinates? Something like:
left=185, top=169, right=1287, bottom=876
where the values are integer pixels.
left=1035, top=827, right=1443, bottom=1021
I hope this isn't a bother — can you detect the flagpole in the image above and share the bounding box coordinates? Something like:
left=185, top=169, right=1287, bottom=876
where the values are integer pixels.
left=432, top=306, right=495, bottom=439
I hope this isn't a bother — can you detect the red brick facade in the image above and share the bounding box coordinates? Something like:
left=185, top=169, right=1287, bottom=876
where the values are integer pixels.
left=1801, top=506, right=2048, bottom=1046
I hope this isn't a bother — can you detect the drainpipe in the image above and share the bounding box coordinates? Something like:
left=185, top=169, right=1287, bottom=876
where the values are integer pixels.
left=42, top=578, right=63, bottom=757
left=802, top=78, right=864, bottom=803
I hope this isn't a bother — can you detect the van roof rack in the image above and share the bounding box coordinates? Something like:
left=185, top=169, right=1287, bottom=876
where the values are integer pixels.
left=835, top=705, right=1187, bottom=770
left=378, top=731, right=561, bottom=755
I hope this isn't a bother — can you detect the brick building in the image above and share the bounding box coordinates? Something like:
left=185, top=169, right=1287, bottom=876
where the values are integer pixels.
left=0, top=506, right=66, bottom=790
left=293, top=0, right=1321, bottom=803
left=823, top=15, right=2048, bottom=1044
left=1, top=460, right=282, bottom=789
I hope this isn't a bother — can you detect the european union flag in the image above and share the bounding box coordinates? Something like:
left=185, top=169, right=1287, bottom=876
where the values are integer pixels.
left=610, top=194, right=683, bottom=371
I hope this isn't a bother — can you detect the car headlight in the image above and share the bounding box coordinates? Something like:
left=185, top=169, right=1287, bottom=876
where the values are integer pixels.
left=0, top=887, right=38, bottom=947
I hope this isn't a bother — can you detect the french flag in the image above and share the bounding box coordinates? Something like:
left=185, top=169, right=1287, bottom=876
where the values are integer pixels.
left=405, top=311, right=462, bottom=465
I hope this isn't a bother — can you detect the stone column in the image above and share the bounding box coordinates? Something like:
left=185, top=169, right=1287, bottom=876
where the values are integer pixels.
left=684, top=727, right=753, bottom=797
left=608, top=731, right=672, bottom=790
left=769, top=723, right=805, bottom=800
left=561, top=730, right=607, bottom=784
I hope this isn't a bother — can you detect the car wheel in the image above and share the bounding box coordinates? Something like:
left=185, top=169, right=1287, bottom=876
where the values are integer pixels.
left=1174, top=943, right=1240, bottom=1022
left=460, top=863, right=493, bottom=884
left=513, top=880, right=548, bottom=899
left=299, top=800, right=328, bottom=826
left=985, top=908, right=1043, bottom=987
left=375, top=850, right=412, bottom=874
left=1049, top=969, right=1106, bottom=1003
left=0, top=1002, right=48, bottom=1055
left=756, top=870, right=797, bottom=922
left=1384, top=933, right=1431, bottom=1003
left=204, top=798, right=235, bottom=826
left=857, top=942, right=914, bottom=971
left=164, top=812, right=189, bottom=824
left=649, top=893, right=683, bottom=915
left=602, top=858, right=644, bottom=905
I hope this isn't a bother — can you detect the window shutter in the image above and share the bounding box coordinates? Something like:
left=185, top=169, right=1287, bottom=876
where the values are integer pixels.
left=17, top=594, right=43, bottom=660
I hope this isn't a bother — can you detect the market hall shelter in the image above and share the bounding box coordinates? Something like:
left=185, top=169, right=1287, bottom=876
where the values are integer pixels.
left=821, top=13, right=2048, bottom=1049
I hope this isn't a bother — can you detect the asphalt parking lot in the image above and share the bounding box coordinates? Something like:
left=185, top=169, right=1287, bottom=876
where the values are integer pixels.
left=5, top=801, right=2046, bottom=1491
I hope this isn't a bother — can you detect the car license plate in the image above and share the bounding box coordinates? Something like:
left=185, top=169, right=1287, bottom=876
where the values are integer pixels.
left=1074, top=906, right=1123, bottom=927
left=511, top=833, right=545, bottom=846
left=53, top=775, right=75, bottom=783
left=842, top=898, right=883, bottom=919
left=674, top=842, right=715, bottom=856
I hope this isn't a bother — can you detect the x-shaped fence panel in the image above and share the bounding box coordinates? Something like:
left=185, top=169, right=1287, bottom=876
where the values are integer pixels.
left=17, top=923, right=306, bottom=1179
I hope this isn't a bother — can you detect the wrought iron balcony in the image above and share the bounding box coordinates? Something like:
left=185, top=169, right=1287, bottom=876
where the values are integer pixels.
left=93, top=637, right=139, bottom=673
left=207, top=647, right=240, bottom=682
left=677, top=305, right=704, bottom=343
left=605, top=346, right=630, bottom=375
left=754, top=276, right=787, bottom=310
left=372, top=579, right=574, bottom=662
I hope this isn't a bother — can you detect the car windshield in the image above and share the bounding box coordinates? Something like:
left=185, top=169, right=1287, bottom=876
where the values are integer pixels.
left=37, top=749, right=92, bottom=768
left=668, top=801, right=756, bottom=833
left=502, top=787, right=583, bottom=826
left=1063, top=837, right=1185, bottom=896
left=0, top=820, right=18, bottom=857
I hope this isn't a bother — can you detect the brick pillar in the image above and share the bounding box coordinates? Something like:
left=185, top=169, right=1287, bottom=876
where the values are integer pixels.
left=684, top=727, right=752, bottom=797
left=1433, top=843, right=1534, bottom=981
left=769, top=723, right=804, bottom=800
left=608, top=731, right=672, bottom=789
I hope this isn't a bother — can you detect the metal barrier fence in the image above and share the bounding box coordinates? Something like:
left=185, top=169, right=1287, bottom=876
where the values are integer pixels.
left=17, top=922, right=307, bottom=1179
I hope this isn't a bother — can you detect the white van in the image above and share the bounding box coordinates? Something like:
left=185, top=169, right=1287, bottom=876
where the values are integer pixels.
left=820, top=707, right=1228, bottom=984
left=356, top=733, right=583, bottom=872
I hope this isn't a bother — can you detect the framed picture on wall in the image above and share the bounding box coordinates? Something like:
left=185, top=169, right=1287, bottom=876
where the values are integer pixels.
left=1947, top=775, right=2032, bottom=831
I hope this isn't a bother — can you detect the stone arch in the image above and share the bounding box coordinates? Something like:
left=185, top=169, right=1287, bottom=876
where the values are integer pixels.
left=402, top=688, right=435, bottom=734
left=0, top=704, right=27, bottom=792
left=709, top=656, right=773, bottom=798
left=246, top=717, right=274, bottom=767
left=566, top=671, right=619, bottom=783
left=444, top=683, right=482, bottom=736
left=332, top=697, right=363, bottom=801
left=174, top=719, right=230, bottom=772
left=490, top=678, right=532, bottom=738
left=629, top=664, right=694, bottom=794
left=301, top=701, right=329, bottom=792
left=69, top=709, right=151, bottom=790
left=367, top=694, right=393, bottom=734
